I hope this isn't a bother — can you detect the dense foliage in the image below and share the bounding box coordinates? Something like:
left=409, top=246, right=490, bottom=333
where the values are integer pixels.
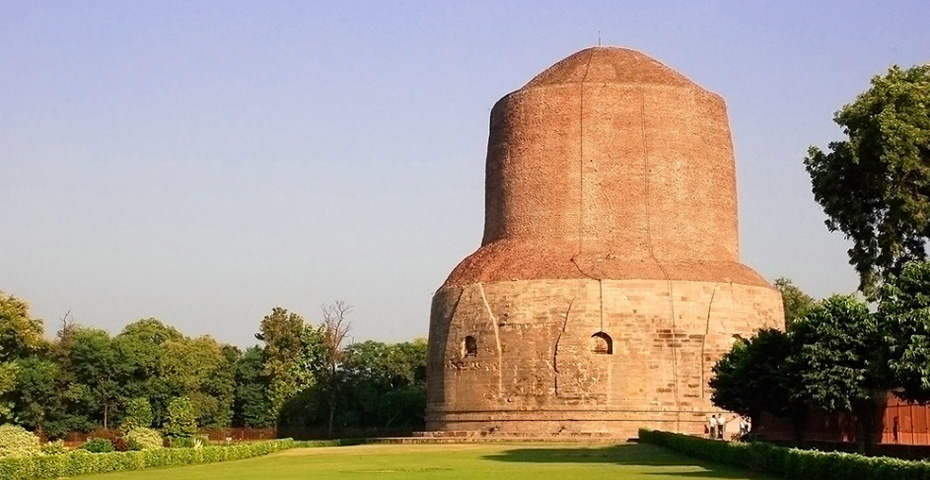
left=805, top=64, right=930, bottom=296
left=0, top=425, right=41, bottom=458
left=879, top=261, right=930, bottom=403
left=639, top=429, right=930, bottom=480
left=163, top=397, right=197, bottom=439
left=0, top=292, right=427, bottom=439
left=711, top=272, right=930, bottom=451
left=789, top=296, right=884, bottom=413
left=0, top=438, right=303, bottom=480
left=710, top=328, right=802, bottom=429
left=122, top=427, right=162, bottom=451
left=773, top=277, right=817, bottom=327
left=122, top=397, right=153, bottom=429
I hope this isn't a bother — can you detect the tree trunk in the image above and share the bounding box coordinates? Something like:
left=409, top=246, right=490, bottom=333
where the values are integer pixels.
left=327, top=390, right=335, bottom=436
left=856, top=403, right=875, bottom=455
left=327, top=365, right=336, bottom=437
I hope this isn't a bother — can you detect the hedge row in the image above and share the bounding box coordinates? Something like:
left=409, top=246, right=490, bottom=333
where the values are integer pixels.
left=0, top=438, right=301, bottom=480
left=639, top=429, right=930, bottom=480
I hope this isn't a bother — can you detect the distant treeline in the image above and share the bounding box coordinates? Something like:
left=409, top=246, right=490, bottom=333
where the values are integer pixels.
left=0, top=293, right=426, bottom=438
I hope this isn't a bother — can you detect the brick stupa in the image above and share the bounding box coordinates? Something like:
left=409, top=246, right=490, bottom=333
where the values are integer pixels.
left=425, top=46, right=784, bottom=438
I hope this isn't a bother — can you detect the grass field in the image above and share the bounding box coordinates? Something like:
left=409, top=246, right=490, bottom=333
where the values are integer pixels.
left=75, top=442, right=775, bottom=480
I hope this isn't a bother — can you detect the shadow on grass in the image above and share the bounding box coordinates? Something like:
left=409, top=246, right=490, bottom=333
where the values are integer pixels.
left=483, top=443, right=762, bottom=479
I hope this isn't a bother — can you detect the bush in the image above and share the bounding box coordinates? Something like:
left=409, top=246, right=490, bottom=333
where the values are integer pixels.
left=124, top=427, right=162, bottom=451
left=0, top=439, right=300, bottom=480
left=164, top=396, right=197, bottom=439
left=638, top=429, right=930, bottom=480
left=0, top=425, right=41, bottom=458
left=79, top=438, right=114, bottom=453
left=110, top=437, right=130, bottom=452
left=40, top=440, right=66, bottom=455
left=168, top=434, right=208, bottom=449
left=122, top=397, right=154, bottom=429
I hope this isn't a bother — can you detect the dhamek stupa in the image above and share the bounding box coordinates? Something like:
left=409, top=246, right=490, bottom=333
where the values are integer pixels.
left=425, top=46, right=784, bottom=438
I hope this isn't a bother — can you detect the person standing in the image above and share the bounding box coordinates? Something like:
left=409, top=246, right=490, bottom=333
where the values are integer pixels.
left=709, top=415, right=717, bottom=440
left=717, top=415, right=726, bottom=440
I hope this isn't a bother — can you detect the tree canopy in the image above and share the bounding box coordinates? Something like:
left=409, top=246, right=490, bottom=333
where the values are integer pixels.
left=788, top=295, right=884, bottom=414
left=773, top=278, right=817, bottom=327
left=0, top=291, right=428, bottom=438
left=710, top=328, right=800, bottom=430
left=879, top=261, right=930, bottom=403
left=805, top=64, right=930, bottom=296
left=0, top=292, right=45, bottom=362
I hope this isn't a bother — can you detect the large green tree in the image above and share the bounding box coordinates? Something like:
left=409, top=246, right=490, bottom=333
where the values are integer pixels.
left=710, top=329, right=803, bottom=436
left=340, top=339, right=427, bottom=429
left=255, top=307, right=308, bottom=424
left=878, top=260, right=930, bottom=403
left=232, top=346, right=274, bottom=428
left=805, top=64, right=930, bottom=296
left=10, top=356, right=62, bottom=435
left=0, top=292, right=45, bottom=362
left=114, top=318, right=183, bottom=424
left=788, top=295, right=885, bottom=452
left=158, top=335, right=237, bottom=427
left=69, top=328, right=130, bottom=429
left=773, top=278, right=817, bottom=327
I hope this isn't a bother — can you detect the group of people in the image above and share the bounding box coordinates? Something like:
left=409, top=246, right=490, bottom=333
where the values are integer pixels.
left=708, top=414, right=751, bottom=440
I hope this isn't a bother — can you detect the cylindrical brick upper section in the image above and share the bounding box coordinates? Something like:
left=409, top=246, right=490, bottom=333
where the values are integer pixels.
left=483, top=47, right=738, bottom=261
left=443, top=47, right=768, bottom=288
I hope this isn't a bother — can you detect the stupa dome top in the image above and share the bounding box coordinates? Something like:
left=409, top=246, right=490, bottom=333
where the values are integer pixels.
left=522, top=46, right=701, bottom=90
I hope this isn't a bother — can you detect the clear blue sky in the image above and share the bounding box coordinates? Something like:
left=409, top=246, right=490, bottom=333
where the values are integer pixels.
left=2, top=1, right=929, bottom=347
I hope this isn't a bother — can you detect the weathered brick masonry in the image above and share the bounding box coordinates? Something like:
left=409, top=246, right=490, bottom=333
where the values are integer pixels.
left=426, top=47, right=784, bottom=439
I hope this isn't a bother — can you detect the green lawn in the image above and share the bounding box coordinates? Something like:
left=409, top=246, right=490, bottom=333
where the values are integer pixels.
left=75, top=442, right=775, bottom=480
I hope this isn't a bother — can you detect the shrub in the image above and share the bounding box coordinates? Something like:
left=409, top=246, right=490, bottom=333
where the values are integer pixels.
left=0, top=439, right=300, bottom=480
left=638, top=429, right=930, bottom=480
left=169, top=434, right=208, bottom=449
left=110, top=436, right=130, bottom=452
left=0, top=425, right=41, bottom=458
left=79, top=438, right=114, bottom=453
left=122, top=397, right=154, bottom=429
left=164, top=396, right=197, bottom=439
left=124, top=427, right=162, bottom=451
left=40, top=440, right=66, bottom=455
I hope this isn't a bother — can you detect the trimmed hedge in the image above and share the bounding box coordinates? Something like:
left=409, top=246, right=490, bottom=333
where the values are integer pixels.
left=123, top=427, right=163, bottom=451
left=639, top=429, right=930, bottom=480
left=0, top=438, right=300, bottom=480
left=0, top=426, right=40, bottom=458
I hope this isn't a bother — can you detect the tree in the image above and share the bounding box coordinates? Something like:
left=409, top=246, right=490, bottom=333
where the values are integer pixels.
left=163, top=396, right=197, bottom=439
left=340, top=339, right=427, bottom=429
left=69, top=328, right=130, bottom=429
left=10, top=356, right=62, bottom=435
left=320, top=301, right=351, bottom=436
left=232, top=346, right=274, bottom=428
left=122, top=397, right=154, bottom=429
left=255, top=307, right=307, bottom=425
left=878, top=260, right=930, bottom=403
left=158, top=336, right=237, bottom=427
left=710, top=329, right=802, bottom=437
left=773, top=278, right=817, bottom=327
left=114, top=318, right=183, bottom=425
left=805, top=64, right=930, bottom=296
left=788, top=295, right=885, bottom=452
left=0, top=292, right=45, bottom=362
left=0, top=361, right=18, bottom=422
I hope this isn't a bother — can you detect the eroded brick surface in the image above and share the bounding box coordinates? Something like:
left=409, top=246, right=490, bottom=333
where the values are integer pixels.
left=426, top=47, right=784, bottom=439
